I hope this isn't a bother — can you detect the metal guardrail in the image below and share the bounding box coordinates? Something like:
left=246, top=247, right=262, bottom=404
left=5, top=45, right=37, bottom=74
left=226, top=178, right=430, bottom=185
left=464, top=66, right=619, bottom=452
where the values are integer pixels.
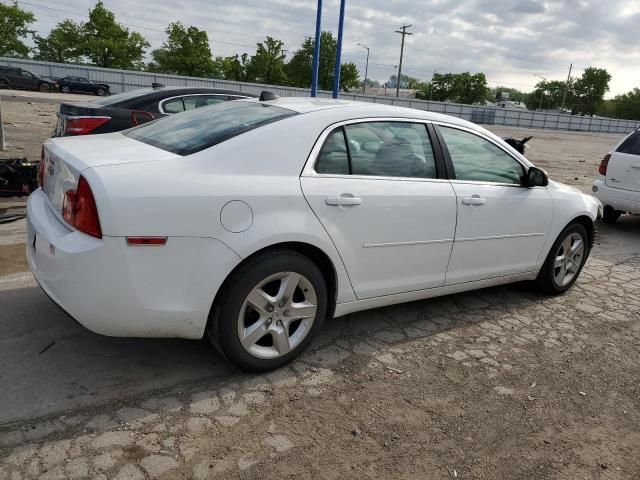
left=2, top=57, right=638, bottom=134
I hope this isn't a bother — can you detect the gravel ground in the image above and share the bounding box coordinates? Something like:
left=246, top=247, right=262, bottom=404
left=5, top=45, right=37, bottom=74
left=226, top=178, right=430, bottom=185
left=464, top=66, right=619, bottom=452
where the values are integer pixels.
left=0, top=99, right=638, bottom=480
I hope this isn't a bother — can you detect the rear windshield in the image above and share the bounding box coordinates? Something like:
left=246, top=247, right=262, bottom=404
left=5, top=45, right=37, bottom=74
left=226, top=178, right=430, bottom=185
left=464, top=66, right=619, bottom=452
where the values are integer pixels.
left=617, top=131, right=640, bottom=156
left=124, top=101, right=297, bottom=155
left=93, top=88, right=155, bottom=106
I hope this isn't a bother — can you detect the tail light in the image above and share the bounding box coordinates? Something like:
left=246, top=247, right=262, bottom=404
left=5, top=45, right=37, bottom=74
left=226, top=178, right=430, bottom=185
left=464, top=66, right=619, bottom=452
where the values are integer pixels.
left=62, top=176, right=102, bottom=238
left=38, top=146, right=46, bottom=190
left=598, top=154, right=611, bottom=176
left=64, top=116, right=111, bottom=135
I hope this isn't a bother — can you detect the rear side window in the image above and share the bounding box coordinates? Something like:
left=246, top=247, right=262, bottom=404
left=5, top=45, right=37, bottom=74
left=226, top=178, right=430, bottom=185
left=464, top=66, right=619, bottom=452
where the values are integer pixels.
left=125, top=101, right=297, bottom=156
left=617, top=132, right=640, bottom=155
left=315, top=121, right=437, bottom=179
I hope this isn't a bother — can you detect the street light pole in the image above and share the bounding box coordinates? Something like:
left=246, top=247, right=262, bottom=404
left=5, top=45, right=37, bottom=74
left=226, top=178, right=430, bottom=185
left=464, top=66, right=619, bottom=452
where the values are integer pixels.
left=394, top=24, right=412, bottom=98
left=357, top=43, right=369, bottom=95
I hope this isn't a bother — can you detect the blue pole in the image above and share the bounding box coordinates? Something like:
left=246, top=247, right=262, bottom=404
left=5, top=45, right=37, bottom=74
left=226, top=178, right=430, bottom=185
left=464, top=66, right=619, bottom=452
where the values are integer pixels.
left=332, top=0, right=346, bottom=99
left=311, top=0, right=322, bottom=97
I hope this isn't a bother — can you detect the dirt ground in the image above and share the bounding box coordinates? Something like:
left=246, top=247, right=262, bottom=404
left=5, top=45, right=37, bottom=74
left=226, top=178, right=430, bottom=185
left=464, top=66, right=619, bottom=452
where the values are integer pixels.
left=0, top=98, right=639, bottom=480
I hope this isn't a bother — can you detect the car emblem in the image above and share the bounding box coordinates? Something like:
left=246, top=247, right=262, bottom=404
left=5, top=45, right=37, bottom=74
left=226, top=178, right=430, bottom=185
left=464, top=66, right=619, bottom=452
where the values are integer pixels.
left=47, top=160, right=55, bottom=176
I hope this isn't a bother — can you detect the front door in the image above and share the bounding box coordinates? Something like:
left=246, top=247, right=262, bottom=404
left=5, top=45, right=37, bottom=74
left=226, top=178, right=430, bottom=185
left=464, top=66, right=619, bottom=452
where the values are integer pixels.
left=436, top=125, right=553, bottom=285
left=301, top=121, right=458, bottom=299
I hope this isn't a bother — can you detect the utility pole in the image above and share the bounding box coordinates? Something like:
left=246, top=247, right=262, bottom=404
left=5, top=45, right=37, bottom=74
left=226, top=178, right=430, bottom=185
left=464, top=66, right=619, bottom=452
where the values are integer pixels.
left=534, top=74, right=546, bottom=110
left=357, top=43, right=370, bottom=95
left=394, top=24, right=412, bottom=98
left=560, top=63, right=573, bottom=111
left=310, top=0, right=322, bottom=97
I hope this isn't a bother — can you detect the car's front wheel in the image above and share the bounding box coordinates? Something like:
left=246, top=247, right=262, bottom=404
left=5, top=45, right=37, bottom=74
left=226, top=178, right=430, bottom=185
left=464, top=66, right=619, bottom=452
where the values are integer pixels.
left=96, top=88, right=106, bottom=96
left=207, top=249, right=328, bottom=372
left=535, top=222, right=590, bottom=294
left=60, top=85, right=70, bottom=93
left=39, top=82, right=51, bottom=92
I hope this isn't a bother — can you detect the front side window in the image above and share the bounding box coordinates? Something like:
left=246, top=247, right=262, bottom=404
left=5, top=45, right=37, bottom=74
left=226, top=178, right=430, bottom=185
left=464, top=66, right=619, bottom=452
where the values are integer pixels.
left=440, top=126, right=524, bottom=184
left=617, top=132, right=640, bottom=155
left=314, top=121, right=437, bottom=179
left=125, top=101, right=297, bottom=156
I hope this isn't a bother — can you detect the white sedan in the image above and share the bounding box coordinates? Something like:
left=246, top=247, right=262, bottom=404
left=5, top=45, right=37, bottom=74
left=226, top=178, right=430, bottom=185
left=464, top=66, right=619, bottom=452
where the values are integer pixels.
left=28, top=96, right=601, bottom=371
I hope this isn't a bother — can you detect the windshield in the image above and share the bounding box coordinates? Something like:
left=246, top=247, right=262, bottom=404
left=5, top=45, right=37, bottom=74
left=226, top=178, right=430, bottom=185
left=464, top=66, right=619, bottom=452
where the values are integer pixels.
left=124, top=101, right=297, bottom=156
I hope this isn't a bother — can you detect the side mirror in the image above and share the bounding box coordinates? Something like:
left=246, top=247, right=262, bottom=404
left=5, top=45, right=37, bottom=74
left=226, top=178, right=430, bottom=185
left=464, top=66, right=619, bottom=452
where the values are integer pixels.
left=524, top=166, right=549, bottom=187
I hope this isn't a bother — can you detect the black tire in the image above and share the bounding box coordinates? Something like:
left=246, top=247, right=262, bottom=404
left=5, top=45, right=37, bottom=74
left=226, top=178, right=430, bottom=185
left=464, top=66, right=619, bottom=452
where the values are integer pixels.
left=535, top=222, right=590, bottom=295
left=38, top=82, right=51, bottom=93
left=0, top=80, right=10, bottom=89
left=207, top=249, right=328, bottom=372
left=601, top=206, right=621, bottom=224
left=60, top=85, right=70, bottom=94
left=96, top=88, right=106, bottom=96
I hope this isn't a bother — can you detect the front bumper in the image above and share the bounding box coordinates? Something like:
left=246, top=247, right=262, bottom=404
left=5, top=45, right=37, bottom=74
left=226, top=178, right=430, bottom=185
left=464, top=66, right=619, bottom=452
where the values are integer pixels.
left=27, top=189, right=241, bottom=339
left=592, top=179, right=640, bottom=215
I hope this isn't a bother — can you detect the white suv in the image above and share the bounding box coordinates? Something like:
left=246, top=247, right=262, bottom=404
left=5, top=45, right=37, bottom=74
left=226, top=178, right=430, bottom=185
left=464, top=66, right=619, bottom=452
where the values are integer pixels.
left=592, top=129, right=640, bottom=223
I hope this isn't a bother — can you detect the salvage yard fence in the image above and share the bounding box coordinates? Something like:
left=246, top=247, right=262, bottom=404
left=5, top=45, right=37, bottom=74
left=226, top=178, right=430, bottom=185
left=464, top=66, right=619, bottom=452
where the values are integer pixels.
left=2, top=57, right=639, bottom=134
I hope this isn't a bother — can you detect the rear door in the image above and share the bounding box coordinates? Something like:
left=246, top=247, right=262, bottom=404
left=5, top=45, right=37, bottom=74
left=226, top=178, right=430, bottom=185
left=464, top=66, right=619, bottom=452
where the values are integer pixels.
left=301, top=120, right=457, bottom=300
left=607, top=131, right=640, bottom=192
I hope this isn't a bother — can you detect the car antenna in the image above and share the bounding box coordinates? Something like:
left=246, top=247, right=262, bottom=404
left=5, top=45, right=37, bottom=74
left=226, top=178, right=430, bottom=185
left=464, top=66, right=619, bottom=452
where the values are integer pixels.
left=151, top=82, right=165, bottom=89
left=259, top=91, right=278, bottom=101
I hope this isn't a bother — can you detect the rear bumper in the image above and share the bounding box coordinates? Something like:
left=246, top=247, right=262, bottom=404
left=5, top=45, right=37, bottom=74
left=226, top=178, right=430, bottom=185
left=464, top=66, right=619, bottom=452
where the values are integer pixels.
left=27, top=189, right=241, bottom=339
left=592, top=179, right=640, bottom=214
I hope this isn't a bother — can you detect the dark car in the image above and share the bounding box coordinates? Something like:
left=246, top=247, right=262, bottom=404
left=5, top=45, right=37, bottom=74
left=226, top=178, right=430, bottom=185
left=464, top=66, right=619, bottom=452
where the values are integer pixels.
left=57, top=76, right=110, bottom=96
left=0, top=158, right=38, bottom=196
left=0, top=66, right=57, bottom=92
left=54, top=85, right=256, bottom=136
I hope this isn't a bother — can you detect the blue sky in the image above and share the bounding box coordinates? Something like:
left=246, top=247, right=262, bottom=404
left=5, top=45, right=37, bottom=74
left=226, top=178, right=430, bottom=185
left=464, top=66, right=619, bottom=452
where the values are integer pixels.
left=19, top=0, right=640, bottom=96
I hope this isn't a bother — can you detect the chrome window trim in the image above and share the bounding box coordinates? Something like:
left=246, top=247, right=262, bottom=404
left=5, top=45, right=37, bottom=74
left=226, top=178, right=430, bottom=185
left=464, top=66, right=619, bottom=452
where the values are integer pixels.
left=158, top=93, right=251, bottom=114
left=301, top=116, right=445, bottom=183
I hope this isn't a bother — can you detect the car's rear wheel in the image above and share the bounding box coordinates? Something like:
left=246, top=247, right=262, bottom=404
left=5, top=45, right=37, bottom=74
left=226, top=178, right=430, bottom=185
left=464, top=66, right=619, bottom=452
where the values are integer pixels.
left=0, top=80, right=10, bottom=89
left=96, top=88, right=106, bottom=96
left=602, top=205, right=621, bottom=224
left=535, top=223, right=589, bottom=295
left=38, top=82, right=51, bottom=92
left=60, top=85, right=70, bottom=93
left=207, top=249, right=328, bottom=372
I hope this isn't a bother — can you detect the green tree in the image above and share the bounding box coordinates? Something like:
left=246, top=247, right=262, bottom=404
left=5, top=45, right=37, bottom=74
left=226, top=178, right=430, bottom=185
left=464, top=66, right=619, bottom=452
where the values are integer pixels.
left=286, top=31, right=358, bottom=91
left=573, top=67, right=611, bottom=115
left=426, top=72, right=488, bottom=104
left=339, top=62, right=360, bottom=91
left=82, top=1, right=149, bottom=69
left=525, top=80, right=570, bottom=110
left=33, top=20, right=83, bottom=63
left=0, top=2, right=34, bottom=57
left=386, top=74, right=422, bottom=89
left=598, top=88, right=640, bottom=120
left=147, top=22, right=215, bottom=77
left=246, top=36, right=287, bottom=84
left=213, top=54, right=250, bottom=81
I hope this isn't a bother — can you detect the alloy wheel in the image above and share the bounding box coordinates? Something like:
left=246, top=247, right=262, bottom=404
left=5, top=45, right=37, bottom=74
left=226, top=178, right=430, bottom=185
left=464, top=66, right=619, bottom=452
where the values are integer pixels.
left=553, top=232, right=585, bottom=287
left=237, top=272, right=317, bottom=359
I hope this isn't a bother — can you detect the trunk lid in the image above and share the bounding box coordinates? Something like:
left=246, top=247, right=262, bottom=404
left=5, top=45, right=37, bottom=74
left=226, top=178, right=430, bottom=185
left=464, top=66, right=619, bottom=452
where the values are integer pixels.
left=42, top=133, right=179, bottom=214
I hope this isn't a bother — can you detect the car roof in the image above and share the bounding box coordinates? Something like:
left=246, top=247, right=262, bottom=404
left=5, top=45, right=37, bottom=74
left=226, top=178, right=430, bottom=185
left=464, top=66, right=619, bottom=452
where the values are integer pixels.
left=252, top=96, right=477, bottom=130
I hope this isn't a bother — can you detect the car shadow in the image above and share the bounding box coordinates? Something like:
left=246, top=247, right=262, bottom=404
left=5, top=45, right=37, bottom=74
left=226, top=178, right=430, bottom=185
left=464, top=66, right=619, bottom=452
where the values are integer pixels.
left=0, top=277, right=545, bottom=436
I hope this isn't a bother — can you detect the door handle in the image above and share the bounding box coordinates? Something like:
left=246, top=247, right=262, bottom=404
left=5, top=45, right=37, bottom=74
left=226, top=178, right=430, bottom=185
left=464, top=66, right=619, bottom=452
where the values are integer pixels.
left=325, top=195, right=362, bottom=206
left=631, top=164, right=640, bottom=169
left=461, top=195, right=486, bottom=206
